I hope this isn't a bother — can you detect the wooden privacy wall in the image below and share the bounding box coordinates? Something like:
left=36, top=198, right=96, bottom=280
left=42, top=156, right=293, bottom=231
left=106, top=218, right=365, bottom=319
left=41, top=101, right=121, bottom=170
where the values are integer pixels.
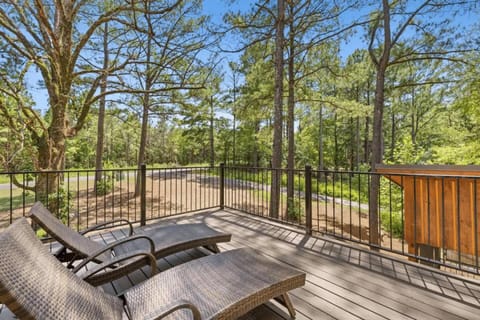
left=376, top=165, right=480, bottom=259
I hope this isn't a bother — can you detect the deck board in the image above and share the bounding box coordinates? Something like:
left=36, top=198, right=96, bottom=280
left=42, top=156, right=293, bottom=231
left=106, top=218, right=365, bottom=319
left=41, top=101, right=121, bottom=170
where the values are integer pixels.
left=89, top=209, right=480, bottom=319
left=114, top=209, right=480, bottom=320
left=2, top=209, right=480, bottom=319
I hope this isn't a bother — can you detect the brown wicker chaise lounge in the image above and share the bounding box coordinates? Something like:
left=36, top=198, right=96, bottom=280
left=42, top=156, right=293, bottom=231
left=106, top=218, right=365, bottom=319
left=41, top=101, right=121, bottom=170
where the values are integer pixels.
left=0, top=218, right=306, bottom=319
left=28, top=201, right=231, bottom=286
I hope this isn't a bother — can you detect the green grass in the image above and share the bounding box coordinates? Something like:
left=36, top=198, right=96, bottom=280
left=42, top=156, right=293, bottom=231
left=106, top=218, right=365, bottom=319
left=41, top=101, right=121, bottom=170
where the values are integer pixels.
left=0, top=163, right=211, bottom=184
left=0, top=191, right=36, bottom=212
left=223, top=168, right=405, bottom=238
left=0, top=177, right=127, bottom=211
left=223, top=168, right=367, bottom=202
left=0, top=173, right=36, bottom=184
left=1, top=165, right=406, bottom=239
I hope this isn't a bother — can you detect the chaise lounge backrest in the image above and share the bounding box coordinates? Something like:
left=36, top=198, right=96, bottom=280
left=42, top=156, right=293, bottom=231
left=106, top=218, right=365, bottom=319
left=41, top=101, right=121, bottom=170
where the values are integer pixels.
left=28, top=201, right=110, bottom=262
left=0, top=218, right=124, bottom=319
left=0, top=218, right=306, bottom=319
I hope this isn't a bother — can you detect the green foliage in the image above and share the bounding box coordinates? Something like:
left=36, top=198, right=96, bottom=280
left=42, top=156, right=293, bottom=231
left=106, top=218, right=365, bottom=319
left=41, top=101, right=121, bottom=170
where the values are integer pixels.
left=66, top=111, right=141, bottom=168
left=0, top=116, right=36, bottom=171
left=0, top=0, right=478, bottom=253
left=379, top=178, right=404, bottom=238
left=430, top=78, right=480, bottom=165
left=223, top=168, right=404, bottom=237
left=95, top=162, right=117, bottom=196
left=381, top=210, right=404, bottom=238
left=36, top=228, right=47, bottom=238
left=0, top=190, right=35, bottom=212
left=65, top=116, right=96, bottom=168
left=287, top=197, right=303, bottom=221
left=95, top=176, right=114, bottom=196
left=46, top=187, right=73, bottom=224
left=313, top=173, right=368, bottom=204
left=390, top=136, right=426, bottom=164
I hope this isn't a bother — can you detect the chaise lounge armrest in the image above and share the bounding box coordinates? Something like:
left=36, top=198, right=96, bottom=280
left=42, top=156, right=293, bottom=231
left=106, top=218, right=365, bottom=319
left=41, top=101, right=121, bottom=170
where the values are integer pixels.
left=124, top=299, right=201, bottom=320
left=81, top=234, right=156, bottom=263
left=51, top=218, right=134, bottom=263
left=76, top=249, right=158, bottom=286
left=79, top=219, right=134, bottom=237
left=71, top=234, right=158, bottom=285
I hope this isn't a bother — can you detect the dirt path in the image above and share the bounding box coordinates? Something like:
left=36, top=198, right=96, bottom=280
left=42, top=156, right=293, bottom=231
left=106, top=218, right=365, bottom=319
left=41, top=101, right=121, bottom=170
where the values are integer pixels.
left=0, top=174, right=406, bottom=253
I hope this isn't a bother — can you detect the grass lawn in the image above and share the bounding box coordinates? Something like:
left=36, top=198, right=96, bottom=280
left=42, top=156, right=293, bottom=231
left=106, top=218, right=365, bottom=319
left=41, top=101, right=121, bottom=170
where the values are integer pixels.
left=0, top=189, right=36, bottom=212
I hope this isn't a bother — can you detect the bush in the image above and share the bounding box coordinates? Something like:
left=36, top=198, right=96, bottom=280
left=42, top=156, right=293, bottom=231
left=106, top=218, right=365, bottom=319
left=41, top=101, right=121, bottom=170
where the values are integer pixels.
left=95, top=173, right=115, bottom=196
left=95, top=162, right=119, bottom=196
left=379, top=178, right=404, bottom=238
left=287, top=197, right=303, bottom=221
left=46, top=187, right=73, bottom=223
left=381, top=210, right=404, bottom=238
left=36, top=228, right=47, bottom=238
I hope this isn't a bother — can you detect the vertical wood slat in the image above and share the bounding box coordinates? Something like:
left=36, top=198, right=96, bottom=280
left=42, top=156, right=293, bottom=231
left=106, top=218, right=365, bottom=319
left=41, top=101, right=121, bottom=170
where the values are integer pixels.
left=377, top=165, right=480, bottom=260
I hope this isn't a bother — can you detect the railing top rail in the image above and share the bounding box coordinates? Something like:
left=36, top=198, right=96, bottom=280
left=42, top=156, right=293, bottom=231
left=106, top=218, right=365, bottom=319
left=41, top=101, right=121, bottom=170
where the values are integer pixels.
left=224, top=165, right=307, bottom=173
left=0, top=166, right=220, bottom=175
left=376, top=164, right=480, bottom=171
left=222, top=165, right=480, bottom=179
left=375, top=164, right=480, bottom=178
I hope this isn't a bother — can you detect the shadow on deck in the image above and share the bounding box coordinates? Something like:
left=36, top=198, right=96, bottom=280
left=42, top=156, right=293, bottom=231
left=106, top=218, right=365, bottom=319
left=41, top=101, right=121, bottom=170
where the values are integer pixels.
left=2, top=208, right=480, bottom=319
left=97, top=209, right=480, bottom=319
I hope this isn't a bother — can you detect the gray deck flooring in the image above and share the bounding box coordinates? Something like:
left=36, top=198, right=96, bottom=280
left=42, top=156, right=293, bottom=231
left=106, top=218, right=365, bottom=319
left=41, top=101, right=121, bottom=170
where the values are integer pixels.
left=2, top=209, right=480, bottom=319
left=89, top=209, right=480, bottom=319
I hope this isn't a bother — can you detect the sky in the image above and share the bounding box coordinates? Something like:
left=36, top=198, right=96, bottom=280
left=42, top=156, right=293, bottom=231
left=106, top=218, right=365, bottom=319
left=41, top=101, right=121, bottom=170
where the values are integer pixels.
left=28, top=0, right=249, bottom=113
left=25, top=0, right=479, bottom=112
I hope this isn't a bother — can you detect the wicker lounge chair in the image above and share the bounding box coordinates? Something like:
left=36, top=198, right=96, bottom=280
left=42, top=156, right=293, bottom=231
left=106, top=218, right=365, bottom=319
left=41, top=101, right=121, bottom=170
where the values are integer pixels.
left=0, top=218, right=306, bottom=319
left=28, top=201, right=231, bottom=286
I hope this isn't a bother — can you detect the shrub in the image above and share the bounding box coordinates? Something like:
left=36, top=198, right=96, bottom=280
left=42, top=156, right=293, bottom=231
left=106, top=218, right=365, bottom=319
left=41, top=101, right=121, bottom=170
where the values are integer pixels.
left=287, top=197, right=303, bottom=221
left=46, top=187, right=73, bottom=224
left=95, top=173, right=115, bottom=196
left=36, top=228, right=47, bottom=238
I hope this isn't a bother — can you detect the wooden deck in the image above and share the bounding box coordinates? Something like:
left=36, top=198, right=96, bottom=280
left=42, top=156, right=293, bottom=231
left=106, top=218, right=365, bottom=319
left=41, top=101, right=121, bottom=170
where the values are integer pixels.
left=92, top=209, right=480, bottom=319
left=2, top=209, right=480, bottom=319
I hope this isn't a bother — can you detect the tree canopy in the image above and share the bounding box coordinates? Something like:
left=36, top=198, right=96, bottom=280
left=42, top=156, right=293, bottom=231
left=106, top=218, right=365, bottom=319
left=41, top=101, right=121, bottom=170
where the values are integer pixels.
left=0, top=0, right=478, bottom=177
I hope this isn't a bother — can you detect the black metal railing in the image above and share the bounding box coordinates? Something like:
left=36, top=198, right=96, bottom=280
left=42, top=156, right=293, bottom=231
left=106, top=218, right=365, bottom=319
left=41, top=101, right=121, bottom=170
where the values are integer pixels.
left=2, top=164, right=480, bottom=275
left=222, top=165, right=480, bottom=276
left=0, top=165, right=220, bottom=232
left=223, top=166, right=308, bottom=227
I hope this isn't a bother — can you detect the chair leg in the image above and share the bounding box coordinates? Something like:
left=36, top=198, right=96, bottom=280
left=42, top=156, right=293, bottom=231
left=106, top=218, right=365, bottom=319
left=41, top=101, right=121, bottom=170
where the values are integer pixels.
left=66, top=253, right=81, bottom=269
left=204, top=244, right=220, bottom=253
left=274, top=293, right=296, bottom=318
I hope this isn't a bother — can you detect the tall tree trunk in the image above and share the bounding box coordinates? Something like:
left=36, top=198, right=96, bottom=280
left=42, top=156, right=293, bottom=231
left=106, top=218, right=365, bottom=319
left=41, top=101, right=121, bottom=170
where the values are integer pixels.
left=232, top=69, right=237, bottom=166
left=355, top=85, right=361, bottom=170
left=364, top=80, right=371, bottom=164
left=36, top=101, right=67, bottom=213
left=350, top=117, right=355, bottom=171
left=135, top=6, right=153, bottom=196
left=368, top=0, right=392, bottom=247
left=334, top=112, right=338, bottom=170
left=252, top=121, right=260, bottom=167
left=364, top=116, right=370, bottom=164
left=318, top=105, right=324, bottom=171
left=95, top=21, right=109, bottom=187
left=269, top=0, right=285, bottom=219
left=286, top=7, right=295, bottom=218
left=356, top=116, right=360, bottom=170
left=411, top=86, right=417, bottom=148
left=369, top=70, right=387, bottom=247
left=30, top=2, right=75, bottom=214
left=209, top=95, right=215, bottom=167
left=390, top=109, right=395, bottom=161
